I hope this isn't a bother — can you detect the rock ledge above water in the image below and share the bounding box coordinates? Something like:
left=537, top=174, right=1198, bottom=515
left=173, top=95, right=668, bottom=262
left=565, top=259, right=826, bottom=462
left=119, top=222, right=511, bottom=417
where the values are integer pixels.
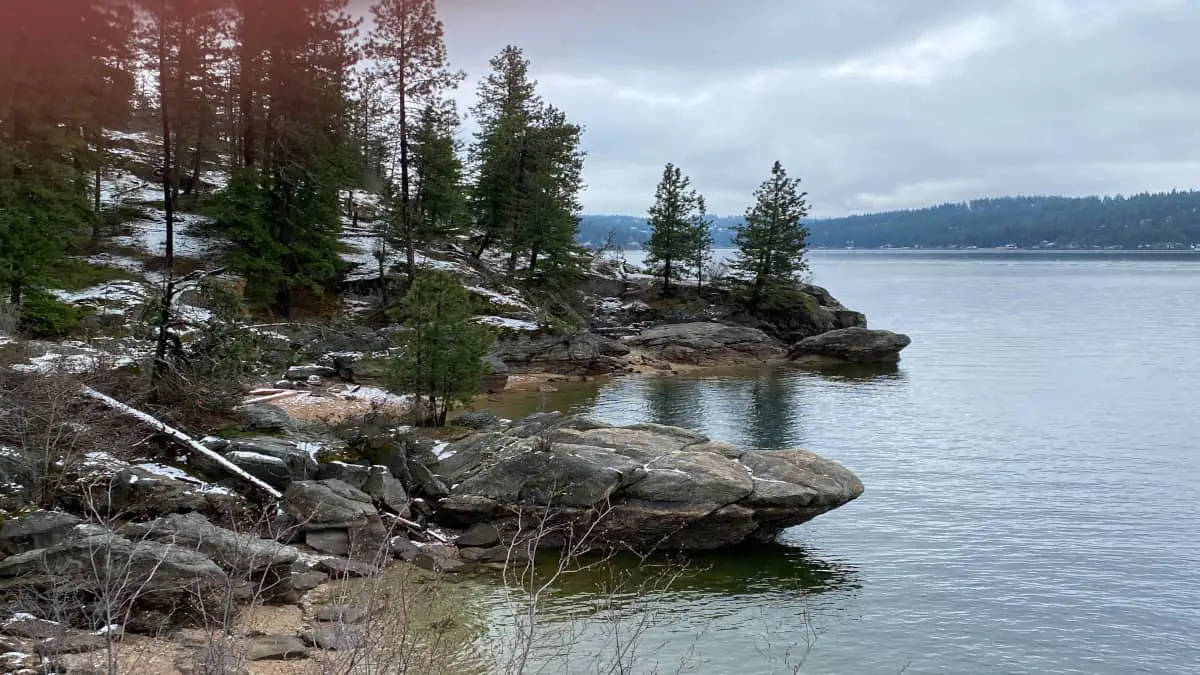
left=435, top=413, right=864, bottom=550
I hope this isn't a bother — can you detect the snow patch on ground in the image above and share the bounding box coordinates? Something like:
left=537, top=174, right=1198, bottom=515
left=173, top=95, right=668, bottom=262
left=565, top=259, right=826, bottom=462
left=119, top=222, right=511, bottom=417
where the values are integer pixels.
left=200, top=170, right=229, bottom=190
left=340, top=386, right=412, bottom=409
left=100, top=169, right=161, bottom=206
left=467, top=285, right=534, bottom=312
left=80, top=253, right=146, bottom=274
left=52, top=280, right=148, bottom=315
left=433, top=440, right=453, bottom=460
left=12, top=352, right=135, bottom=374
left=133, top=462, right=233, bottom=495
left=475, top=315, right=539, bottom=331
left=114, top=210, right=223, bottom=259
left=106, top=130, right=153, bottom=144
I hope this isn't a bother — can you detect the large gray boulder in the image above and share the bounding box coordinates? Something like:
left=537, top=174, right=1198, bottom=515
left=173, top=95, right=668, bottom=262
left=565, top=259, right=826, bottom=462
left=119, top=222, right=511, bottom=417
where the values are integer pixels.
left=788, top=327, right=912, bottom=364
left=624, top=322, right=786, bottom=366
left=56, top=454, right=243, bottom=521
left=123, top=512, right=299, bottom=574
left=0, top=510, right=82, bottom=557
left=435, top=416, right=863, bottom=550
left=222, top=438, right=318, bottom=490
left=281, top=480, right=376, bottom=529
left=492, top=330, right=631, bottom=375
left=233, top=403, right=294, bottom=433
left=0, top=524, right=227, bottom=626
left=280, top=480, right=387, bottom=559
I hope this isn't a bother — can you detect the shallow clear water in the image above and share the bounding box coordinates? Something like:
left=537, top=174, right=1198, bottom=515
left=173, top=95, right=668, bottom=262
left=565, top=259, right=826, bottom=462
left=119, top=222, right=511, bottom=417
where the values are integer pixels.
left=470, top=250, right=1200, bottom=674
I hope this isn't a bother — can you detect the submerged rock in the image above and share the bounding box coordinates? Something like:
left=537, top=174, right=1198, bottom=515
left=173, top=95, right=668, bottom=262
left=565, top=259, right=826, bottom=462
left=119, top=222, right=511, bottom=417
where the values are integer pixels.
left=434, top=416, right=863, bottom=550
left=788, top=327, right=912, bottom=364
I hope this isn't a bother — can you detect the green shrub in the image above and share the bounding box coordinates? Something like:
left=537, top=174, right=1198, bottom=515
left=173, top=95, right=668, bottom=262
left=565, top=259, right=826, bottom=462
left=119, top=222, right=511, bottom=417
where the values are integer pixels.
left=18, top=292, right=83, bottom=338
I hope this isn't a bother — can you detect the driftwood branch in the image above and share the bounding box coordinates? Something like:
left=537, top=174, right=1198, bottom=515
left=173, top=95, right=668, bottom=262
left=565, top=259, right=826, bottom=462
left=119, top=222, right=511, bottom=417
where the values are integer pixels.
left=383, top=513, right=450, bottom=544
left=79, top=386, right=284, bottom=500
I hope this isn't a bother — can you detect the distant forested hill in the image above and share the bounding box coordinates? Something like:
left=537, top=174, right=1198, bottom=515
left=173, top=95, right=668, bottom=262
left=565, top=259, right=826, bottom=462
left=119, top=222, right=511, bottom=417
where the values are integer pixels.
left=580, top=191, right=1200, bottom=250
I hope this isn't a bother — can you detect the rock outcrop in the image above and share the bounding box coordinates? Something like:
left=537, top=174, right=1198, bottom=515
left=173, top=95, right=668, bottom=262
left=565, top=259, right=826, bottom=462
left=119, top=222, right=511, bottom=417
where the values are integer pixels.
left=434, top=413, right=863, bottom=550
left=729, top=284, right=868, bottom=343
left=788, top=327, right=912, bottom=365
left=492, top=330, right=631, bottom=375
left=624, top=322, right=786, bottom=366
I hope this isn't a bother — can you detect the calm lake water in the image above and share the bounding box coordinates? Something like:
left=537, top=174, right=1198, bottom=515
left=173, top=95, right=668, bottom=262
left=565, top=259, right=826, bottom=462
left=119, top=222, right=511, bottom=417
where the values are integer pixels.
left=467, top=250, right=1200, bottom=674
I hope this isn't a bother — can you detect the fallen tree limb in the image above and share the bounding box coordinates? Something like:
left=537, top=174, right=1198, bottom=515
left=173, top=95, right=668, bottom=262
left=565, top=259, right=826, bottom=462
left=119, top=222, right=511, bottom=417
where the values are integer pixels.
left=243, top=390, right=302, bottom=405
left=79, top=386, right=284, bottom=500
left=383, top=513, right=450, bottom=544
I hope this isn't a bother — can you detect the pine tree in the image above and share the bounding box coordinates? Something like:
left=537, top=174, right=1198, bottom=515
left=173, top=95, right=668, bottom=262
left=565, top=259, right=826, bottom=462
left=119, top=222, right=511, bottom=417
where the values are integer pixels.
left=469, top=45, right=541, bottom=262
left=520, top=105, right=585, bottom=281
left=0, top=4, right=105, bottom=306
left=410, top=100, right=466, bottom=244
left=212, top=0, right=360, bottom=316
left=470, top=48, right=586, bottom=282
left=731, top=161, right=810, bottom=300
left=387, top=271, right=495, bottom=426
left=646, top=163, right=706, bottom=296
left=689, top=197, right=714, bottom=292
left=368, top=0, right=464, bottom=284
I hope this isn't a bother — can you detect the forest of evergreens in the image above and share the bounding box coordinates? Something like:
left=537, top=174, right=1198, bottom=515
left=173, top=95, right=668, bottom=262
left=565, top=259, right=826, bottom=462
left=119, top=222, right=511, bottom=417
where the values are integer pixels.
left=581, top=192, right=1200, bottom=250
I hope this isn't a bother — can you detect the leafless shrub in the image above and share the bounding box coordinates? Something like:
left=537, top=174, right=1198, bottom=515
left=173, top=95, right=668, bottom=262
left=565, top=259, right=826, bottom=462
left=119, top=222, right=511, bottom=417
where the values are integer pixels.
left=0, top=368, right=146, bottom=512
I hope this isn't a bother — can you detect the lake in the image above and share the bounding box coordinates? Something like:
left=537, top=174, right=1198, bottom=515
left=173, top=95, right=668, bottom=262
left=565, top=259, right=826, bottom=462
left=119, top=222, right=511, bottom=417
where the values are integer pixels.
left=467, top=250, right=1200, bottom=674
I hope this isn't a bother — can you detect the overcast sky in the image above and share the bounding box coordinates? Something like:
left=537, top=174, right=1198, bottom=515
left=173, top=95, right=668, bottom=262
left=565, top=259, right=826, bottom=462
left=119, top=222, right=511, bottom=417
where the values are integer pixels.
left=419, top=0, right=1200, bottom=216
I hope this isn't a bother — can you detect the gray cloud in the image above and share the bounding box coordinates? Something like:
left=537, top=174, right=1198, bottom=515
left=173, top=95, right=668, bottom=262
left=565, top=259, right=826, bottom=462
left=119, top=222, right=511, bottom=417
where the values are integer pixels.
left=427, top=0, right=1200, bottom=216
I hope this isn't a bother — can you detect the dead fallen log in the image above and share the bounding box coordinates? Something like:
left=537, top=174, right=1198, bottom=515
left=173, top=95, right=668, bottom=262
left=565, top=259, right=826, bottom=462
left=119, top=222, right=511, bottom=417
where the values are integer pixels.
left=79, top=386, right=283, bottom=500
left=382, top=513, right=450, bottom=544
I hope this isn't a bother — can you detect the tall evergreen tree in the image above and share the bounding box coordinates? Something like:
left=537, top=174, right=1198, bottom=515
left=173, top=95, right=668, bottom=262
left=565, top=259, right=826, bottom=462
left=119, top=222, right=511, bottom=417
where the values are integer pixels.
left=520, top=105, right=585, bottom=279
left=470, top=47, right=586, bottom=281
left=645, top=163, right=706, bottom=296
left=731, top=161, right=810, bottom=300
left=368, top=0, right=464, bottom=284
left=410, top=100, right=466, bottom=244
left=469, top=45, right=541, bottom=261
left=689, top=197, right=714, bottom=292
left=212, top=0, right=360, bottom=316
left=0, top=4, right=109, bottom=306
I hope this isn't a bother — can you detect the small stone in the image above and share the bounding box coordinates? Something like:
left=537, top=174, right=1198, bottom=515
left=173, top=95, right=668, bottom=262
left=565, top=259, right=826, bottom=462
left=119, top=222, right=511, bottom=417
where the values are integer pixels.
left=313, top=606, right=369, bottom=625
left=290, top=571, right=329, bottom=592
left=300, top=626, right=364, bottom=651
left=454, top=523, right=500, bottom=548
left=389, top=536, right=421, bottom=562
left=305, top=529, right=350, bottom=557
left=244, top=634, right=309, bottom=661
left=413, top=550, right=467, bottom=574
left=316, top=557, right=378, bottom=578
left=35, top=633, right=108, bottom=655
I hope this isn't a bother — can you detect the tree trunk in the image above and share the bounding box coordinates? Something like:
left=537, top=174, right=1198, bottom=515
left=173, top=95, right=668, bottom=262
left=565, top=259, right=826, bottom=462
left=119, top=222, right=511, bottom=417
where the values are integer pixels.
left=9, top=280, right=22, bottom=307
left=238, top=32, right=256, bottom=169
left=400, top=100, right=416, bottom=284
left=473, top=232, right=492, bottom=260
left=662, top=258, right=673, bottom=297
left=529, top=244, right=540, bottom=273
left=152, top=23, right=176, bottom=389
left=506, top=136, right=530, bottom=275
left=92, top=134, right=103, bottom=241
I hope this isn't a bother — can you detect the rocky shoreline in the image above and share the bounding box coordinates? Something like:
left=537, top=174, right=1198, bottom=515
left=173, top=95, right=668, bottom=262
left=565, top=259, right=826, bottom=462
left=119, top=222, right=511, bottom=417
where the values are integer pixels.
left=0, top=266, right=911, bottom=671
left=0, top=403, right=866, bottom=672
